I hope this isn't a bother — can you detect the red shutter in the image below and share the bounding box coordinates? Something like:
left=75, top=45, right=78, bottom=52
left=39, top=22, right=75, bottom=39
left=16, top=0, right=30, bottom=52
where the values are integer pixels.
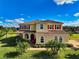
left=48, top=25, right=49, bottom=29
left=60, top=25, right=62, bottom=30
left=52, top=25, right=53, bottom=29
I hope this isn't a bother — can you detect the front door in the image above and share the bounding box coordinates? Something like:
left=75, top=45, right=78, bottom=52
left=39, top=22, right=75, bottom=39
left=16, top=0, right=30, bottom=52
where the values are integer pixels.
left=30, top=34, right=36, bottom=44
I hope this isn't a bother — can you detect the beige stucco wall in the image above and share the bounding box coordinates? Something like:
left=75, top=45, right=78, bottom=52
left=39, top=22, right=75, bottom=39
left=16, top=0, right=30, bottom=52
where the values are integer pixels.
left=47, top=23, right=63, bottom=30
left=36, top=22, right=48, bottom=32
left=19, top=24, right=36, bottom=31
left=19, top=22, right=68, bottom=44
left=30, top=24, right=36, bottom=31
left=20, top=32, right=69, bottom=44
left=35, top=33, right=69, bottom=44
left=36, top=22, right=63, bottom=32
left=20, top=22, right=63, bottom=32
left=22, top=32, right=36, bottom=40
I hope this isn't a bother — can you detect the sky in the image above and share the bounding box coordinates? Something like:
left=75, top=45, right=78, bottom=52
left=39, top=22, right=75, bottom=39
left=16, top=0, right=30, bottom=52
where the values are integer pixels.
left=0, top=0, right=79, bottom=27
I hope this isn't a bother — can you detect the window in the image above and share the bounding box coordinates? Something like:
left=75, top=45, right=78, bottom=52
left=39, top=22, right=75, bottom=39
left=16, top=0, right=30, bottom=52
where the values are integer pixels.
left=59, top=36, right=62, bottom=42
left=40, top=24, right=43, bottom=29
left=49, top=25, right=53, bottom=29
left=55, top=36, right=58, bottom=41
left=20, top=25, right=30, bottom=29
left=25, top=25, right=30, bottom=29
left=25, top=34, right=29, bottom=39
left=55, top=25, right=61, bottom=30
left=20, top=25, right=24, bottom=29
left=40, top=36, right=44, bottom=43
left=24, top=26, right=27, bottom=29
left=48, top=25, right=54, bottom=30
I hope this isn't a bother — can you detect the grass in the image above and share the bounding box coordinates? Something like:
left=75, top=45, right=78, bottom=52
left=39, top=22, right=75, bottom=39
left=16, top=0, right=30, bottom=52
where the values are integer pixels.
left=70, top=34, right=79, bottom=40
left=0, top=33, right=79, bottom=59
left=0, top=46, right=79, bottom=59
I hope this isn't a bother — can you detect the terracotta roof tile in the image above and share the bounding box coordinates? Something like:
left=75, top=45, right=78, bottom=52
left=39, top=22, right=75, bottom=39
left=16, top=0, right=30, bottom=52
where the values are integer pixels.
left=20, top=20, right=63, bottom=25
left=42, top=20, right=63, bottom=24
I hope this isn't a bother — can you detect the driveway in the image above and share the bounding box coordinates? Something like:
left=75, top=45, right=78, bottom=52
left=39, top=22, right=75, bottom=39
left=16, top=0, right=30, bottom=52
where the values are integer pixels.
left=67, top=39, right=79, bottom=48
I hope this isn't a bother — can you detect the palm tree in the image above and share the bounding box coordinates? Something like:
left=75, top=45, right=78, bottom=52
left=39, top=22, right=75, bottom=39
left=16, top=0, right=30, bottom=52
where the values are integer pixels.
left=46, top=40, right=66, bottom=55
left=16, top=36, right=29, bottom=55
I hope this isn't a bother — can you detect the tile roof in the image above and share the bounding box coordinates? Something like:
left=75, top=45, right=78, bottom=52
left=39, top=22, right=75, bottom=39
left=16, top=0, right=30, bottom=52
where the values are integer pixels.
left=20, top=20, right=63, bottom=25
left=42, top=20, right=63, bottom=24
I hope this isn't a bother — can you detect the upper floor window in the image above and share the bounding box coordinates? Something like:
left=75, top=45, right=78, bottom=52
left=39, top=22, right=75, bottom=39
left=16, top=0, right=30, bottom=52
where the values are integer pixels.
left=40, top=36, right=44, bottom=43
left=40, top=24, right=43, bottom=29
left=55, top=25, right=61, bottom=30
left=48, top=25, right=54, bottom=30
left=25, top=25, right=30, bottom=29
left=20, top=25, right=30, bottom=29
left=20, top=25, right=23, bottom=29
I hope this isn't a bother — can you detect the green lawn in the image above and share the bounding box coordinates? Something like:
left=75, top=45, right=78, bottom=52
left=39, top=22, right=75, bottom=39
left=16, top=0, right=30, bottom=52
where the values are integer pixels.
left=0, top=46, right=79, bottom=59
left=70, top=34, right=79, bottom=40
left=0, top=33, right=79, bottom=59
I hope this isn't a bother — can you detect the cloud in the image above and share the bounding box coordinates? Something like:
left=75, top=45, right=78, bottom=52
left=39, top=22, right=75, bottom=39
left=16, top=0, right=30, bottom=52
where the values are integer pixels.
left=74, top=13, right=79, bottom=17
left=5, top=18, right=24, bottom=23
left=0, top=21, right=3, bottom=23
left=5, top=19, right=14, bottom=22
left=20, top=18, right=24, bottom=20
left=15, top=18, right=24, bottom=23
left=4, top=18, right=25, bottom=27
left=54, top=0, right=78, bottom=5
left=64, top=19, right=79, bottom=26
left=41, top=19, right=46, bottom=20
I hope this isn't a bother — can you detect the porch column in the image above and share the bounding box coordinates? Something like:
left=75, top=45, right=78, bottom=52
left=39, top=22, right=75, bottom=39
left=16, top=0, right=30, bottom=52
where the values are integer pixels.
left=54, top=24, right=55, bottom=30
left=23, top=33, right=25, bottom=39
left=28, top=34, right=31, bottom=40
left=60, top=25, right=62, bottom=30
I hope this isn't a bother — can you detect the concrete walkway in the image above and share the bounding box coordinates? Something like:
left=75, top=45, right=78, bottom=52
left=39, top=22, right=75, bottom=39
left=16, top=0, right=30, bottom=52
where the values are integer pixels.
left=27, top=48, right=47, bottom=51
left=27, top=48, right=71, bottom=51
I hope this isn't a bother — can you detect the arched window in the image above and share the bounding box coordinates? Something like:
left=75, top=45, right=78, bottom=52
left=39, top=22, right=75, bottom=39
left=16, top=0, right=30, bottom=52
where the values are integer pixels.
left=40, top=36, right=44, bottom=43
left=59, top=36, right=62, bottom=42
left=40, top=24, right=43, bottom=29
left=55, top=36, right=58, bottom=41
left=25, top=34, right=29, bottom=39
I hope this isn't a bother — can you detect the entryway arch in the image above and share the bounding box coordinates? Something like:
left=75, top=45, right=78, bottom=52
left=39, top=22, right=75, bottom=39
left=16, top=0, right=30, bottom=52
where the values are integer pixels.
left=30, top=34, right=36, bottom=44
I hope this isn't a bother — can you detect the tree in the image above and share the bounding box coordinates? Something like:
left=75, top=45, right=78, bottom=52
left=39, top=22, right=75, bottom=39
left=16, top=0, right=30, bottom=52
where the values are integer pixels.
left=69, top=31, right=73, bottom=40
left=0, top=29, right=6, bottom=39
left=4, top=28, right=10, bottom=39
left=46, top=40, right=66, bottom=55
left=16, top=36, right=29, bottom=55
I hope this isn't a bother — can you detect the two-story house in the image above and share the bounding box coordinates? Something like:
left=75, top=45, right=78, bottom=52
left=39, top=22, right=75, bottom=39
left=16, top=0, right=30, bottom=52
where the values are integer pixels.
left=18, top=20, right=69, bottom=44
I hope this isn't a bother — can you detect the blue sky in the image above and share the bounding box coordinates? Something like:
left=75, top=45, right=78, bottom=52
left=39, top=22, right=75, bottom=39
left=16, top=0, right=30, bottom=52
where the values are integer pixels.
left=0, top=0, right=79, bottom=27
